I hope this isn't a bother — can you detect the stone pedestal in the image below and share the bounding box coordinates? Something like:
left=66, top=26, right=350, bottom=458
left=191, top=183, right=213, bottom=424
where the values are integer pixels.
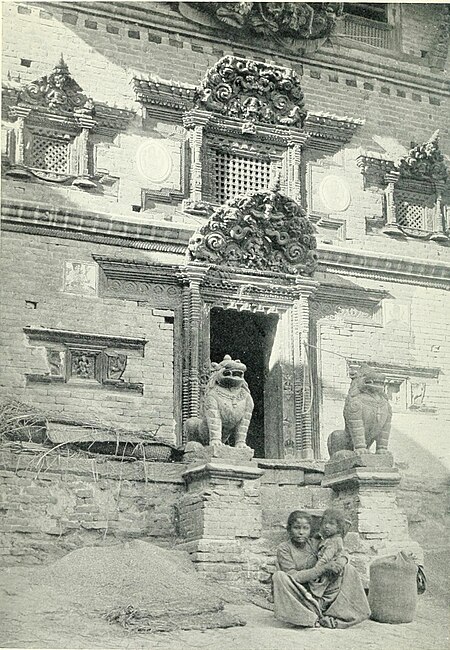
left=177, top=460, right=264, bottom=583
left=323, top=453, right=423, bottom=586
left=182, top=441, right=255, bottom=465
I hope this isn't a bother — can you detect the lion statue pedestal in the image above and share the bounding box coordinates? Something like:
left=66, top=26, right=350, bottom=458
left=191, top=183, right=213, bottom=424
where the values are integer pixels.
left=182, top=440, right=255, bottom=464
left=323, top=365, right=422, bottom=584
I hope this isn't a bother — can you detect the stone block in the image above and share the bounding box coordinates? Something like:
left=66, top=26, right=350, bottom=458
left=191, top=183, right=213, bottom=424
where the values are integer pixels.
left=182, top=442, right=255, bottom=465
left=325, top=451, right=394, bottom=477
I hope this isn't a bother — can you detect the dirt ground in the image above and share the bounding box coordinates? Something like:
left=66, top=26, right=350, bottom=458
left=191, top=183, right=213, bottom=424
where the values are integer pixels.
left=1, top=569, right=448, bottom=650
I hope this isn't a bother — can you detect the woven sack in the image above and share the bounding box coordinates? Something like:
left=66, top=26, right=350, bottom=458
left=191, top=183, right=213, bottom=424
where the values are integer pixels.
left=368, top=551, right=417, bottom=623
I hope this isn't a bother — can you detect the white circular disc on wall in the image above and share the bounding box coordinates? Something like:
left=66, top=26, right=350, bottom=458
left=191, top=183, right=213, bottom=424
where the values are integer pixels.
left=319, top=175, right=351, bottom=212
left=136, top=141, right=172, bottom=184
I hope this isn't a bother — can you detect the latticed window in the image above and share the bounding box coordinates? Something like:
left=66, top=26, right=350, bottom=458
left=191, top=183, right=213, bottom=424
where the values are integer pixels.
left=29, top=136, right=70, bottom=174
left=396, top=200, right=426, bottom=231
left=213, top=149, right=272, bottom=204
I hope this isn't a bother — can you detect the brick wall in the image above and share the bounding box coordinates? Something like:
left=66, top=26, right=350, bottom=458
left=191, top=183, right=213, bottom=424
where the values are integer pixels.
left=2, top=2, right=449, bottom=244
left=0, top=447, right=184, bottom=566
left=0, top=231, right=176, bottom=438
left=316, top=277, right=450, bottom=456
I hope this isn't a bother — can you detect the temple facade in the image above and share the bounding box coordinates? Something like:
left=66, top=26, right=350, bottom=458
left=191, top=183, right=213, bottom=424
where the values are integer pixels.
left=1, top=2, right=449, bottom=462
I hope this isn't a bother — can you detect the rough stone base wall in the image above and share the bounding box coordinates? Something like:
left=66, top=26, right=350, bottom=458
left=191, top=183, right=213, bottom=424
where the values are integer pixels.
left=0, top=447, right=184, bottom=566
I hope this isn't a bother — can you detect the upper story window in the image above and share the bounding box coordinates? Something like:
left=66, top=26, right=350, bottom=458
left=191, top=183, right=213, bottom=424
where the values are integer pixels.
left=344, top=3, right=388, bottom=23
left=339, top=2, right=394, bottom=49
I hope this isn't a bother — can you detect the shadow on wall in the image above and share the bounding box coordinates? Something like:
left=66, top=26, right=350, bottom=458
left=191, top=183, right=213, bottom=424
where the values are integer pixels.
left=389, top=414, right=449, bottom=603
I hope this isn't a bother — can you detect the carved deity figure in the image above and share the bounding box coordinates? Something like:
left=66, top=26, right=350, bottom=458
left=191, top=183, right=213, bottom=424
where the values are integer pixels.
left=327, top=365, right=392, bottom=457
left=184, top=355, right=254, bottom=449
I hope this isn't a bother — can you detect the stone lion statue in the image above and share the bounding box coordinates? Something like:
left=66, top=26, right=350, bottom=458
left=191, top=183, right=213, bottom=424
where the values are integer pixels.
left=327, top=365, right=392, bottom=457
left=184, top=355, right=254, bottom=449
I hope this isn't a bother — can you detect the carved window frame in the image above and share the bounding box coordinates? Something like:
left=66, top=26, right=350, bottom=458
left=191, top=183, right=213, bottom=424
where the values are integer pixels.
left=346, top=359, right=439, bottom=413
left=24, top=328, right=147, bottom=394
left=5, top=104, right=97, bottom=190
left=357, top=144, right=449, bottom=242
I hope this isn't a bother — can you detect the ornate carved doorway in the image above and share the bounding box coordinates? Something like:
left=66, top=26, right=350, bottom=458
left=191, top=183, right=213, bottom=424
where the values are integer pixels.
left=209, top=307, right=278, bottom=458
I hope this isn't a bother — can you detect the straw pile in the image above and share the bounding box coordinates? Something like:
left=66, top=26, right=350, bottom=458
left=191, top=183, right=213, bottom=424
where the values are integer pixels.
left=0, top=398, right=47, bottom=443
left=13, top=540, right=245, bottom=632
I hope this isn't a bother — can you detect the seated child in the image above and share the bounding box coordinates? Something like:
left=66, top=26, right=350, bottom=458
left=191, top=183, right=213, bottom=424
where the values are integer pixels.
left=290, top=508, right=350, bottom=589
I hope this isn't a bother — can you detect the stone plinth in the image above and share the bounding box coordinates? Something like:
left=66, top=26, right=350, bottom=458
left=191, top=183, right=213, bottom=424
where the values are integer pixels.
left=182, top=441, right=255, bottom=465
left=323, top=453, right=423, bottom=586
left=177, top=461, right=264, bottom=583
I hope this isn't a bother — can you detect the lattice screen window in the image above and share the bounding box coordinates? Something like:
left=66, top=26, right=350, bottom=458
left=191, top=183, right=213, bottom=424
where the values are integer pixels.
left=394, top=189, right=436, bottom=232
left=396, top=201, right=426, bottom=230
left=29, top=135, right=70, bottom=174
left=213, top=149, right=272, bottom=203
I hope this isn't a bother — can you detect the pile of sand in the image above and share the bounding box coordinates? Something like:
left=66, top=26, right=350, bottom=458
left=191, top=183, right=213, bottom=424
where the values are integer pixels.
left=3, top=540, right=245, bottom=633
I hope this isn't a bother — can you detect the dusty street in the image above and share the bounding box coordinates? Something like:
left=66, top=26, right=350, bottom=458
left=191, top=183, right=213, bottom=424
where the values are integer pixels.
left=1, top=572, right=448, bottom=650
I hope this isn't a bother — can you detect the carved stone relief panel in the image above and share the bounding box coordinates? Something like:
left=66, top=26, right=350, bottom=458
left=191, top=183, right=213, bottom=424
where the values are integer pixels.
left=24, top=328, right=146, bottom=394
left=347, top=359, right=439, bottom=413
left=63, top=261, right=97, bottom=296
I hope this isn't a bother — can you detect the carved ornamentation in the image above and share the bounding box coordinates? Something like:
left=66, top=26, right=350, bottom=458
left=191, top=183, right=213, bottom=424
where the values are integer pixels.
left=193, top=56, right=306, bottom=128
left=180, top=3, right=342, bottom=53
left=18, top=56, right=93, bottom=115
left=395, top=131, right=448, bottom=183
left=106, top=353, right=127, bottom=380
left=327, top=365, right=392, bottom=456
left=358, top=133, right=449, bottom=241
left=71, top=351, right=97, bottom=380
left=4, top=60, right=132, bottom=192
left=24, top=328, right=146, bottom=394
left=187, top=187, right=318, bottom=276
left=183, top=355, right=254, bottom=448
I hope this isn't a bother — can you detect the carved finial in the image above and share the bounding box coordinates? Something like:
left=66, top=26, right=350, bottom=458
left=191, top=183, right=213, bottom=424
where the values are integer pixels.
left=429, top=130, right=439, bottom=144
left=223, top=355, right=232, bottom=362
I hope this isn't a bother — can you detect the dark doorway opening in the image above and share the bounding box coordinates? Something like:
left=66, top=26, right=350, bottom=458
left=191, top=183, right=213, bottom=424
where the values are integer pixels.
left=209, top=307, right=278, bottom=458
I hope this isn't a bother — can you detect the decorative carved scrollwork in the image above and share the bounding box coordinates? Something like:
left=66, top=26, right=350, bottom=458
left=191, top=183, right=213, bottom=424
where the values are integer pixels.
left=187, top=187, right=318, bottom=276
left=395, top=130, right=448, bottom=183
left=18, top=56, right=93, bottom=115
left=193, top=55, right=306, bottom=128
left=180, top=3, right=342, bottom=53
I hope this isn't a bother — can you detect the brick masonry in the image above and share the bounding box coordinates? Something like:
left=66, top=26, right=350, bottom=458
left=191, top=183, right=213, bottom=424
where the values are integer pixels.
left=0, top=232, right=176, bottom=438
left=0, top=447, right=185, bottom=566
left=1, top=1, right=449, bottom=579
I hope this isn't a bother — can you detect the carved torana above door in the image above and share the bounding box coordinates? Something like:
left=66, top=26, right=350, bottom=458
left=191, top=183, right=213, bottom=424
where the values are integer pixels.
left=187, top=187, right=318, bottom=276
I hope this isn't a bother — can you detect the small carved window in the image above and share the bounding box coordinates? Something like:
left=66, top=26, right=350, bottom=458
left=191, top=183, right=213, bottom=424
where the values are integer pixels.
left=394, top=189, right=435, bottom=232
left=396, top=201, right=426, bottom=231
left=29, top=134, right=70, bottom=174
left=213, top=149, right=272, bottom=203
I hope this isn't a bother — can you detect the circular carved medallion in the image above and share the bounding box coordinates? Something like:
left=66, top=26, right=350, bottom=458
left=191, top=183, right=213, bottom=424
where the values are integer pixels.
left=319, top=175, right=351, bottom=212
left=136, top=141, right=172, bottom=184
